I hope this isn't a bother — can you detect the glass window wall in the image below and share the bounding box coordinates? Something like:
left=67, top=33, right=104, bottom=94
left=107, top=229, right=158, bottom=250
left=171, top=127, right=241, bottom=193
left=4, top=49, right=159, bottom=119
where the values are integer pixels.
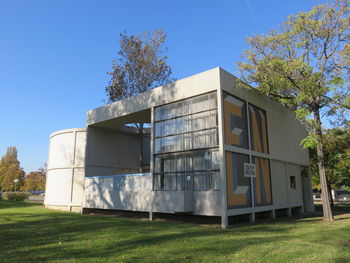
left=153, top=92, right=220, bottom=191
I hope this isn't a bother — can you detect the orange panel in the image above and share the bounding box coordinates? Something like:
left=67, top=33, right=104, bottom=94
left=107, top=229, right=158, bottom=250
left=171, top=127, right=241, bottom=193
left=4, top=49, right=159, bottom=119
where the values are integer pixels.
left=224, top=101, right=242, bottom=146
left=261, top=114, right=268, bottom=153
left=226, top=151, right=247, bottom=207
left=250, top=111, right=262, bottom=153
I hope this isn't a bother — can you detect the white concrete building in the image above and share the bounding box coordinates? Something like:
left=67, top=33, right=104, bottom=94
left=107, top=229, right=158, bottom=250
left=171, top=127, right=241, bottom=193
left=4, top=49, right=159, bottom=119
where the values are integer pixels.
left=44, top=68, right=314, bottom=228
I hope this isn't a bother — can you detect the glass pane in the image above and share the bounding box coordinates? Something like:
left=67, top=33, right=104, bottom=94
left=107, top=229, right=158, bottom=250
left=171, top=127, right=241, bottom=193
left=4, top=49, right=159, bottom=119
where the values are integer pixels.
left=164, top=119, right=175, bottom=136
left=194, top=172, right=207, bottom=190
left=211, top=151, right=220, bottom=170
left=154, top=157, right=161, bottom=172
left=211, top=171, right=220, bottom=190
left=191, top=94, right=209, bottom=114
left=163, top=174, right=176, bottom=190
left=209, top=93, right=217, bottom=109
left=193, top=152, right=204, bottom=171
left=155, top=106, right=163, bottom=121
left=153, top=174, right=161, bottom=190
left=155, top=138, right=162, bottom=153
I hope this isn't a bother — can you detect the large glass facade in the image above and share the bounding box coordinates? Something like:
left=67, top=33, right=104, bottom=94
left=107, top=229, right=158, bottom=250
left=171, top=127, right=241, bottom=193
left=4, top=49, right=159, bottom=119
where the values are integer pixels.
left=153, top=92, right=220, bottom=191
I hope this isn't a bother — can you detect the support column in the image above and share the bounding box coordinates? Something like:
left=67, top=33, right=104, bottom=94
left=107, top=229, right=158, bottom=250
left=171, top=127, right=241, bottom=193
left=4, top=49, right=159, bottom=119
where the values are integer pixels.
left=270, top=209, right=276, bottom=219
left=221, top=215, right=228, bottom=229
left=287, top=207, right=292, bottom=217
left=249, top=213, right=255, bottom=223
left=149, top=211, right=154, bottom=221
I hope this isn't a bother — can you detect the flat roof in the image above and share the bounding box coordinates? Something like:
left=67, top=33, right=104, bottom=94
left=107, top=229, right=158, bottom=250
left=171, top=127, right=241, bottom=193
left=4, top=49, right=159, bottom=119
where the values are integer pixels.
left=87, top=67, right=223, bottom=126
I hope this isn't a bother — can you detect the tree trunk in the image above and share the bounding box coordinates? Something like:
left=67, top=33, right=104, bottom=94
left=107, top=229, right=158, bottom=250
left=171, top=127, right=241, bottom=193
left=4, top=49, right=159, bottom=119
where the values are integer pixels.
left=327, top=182, right=335, bottom=209
left=313, top=108, right=334, bottom=221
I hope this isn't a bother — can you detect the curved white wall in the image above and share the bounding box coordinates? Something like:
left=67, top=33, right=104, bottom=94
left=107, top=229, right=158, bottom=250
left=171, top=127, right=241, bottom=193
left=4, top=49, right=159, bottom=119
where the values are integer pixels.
left=44, top=128, right=86, bottom=212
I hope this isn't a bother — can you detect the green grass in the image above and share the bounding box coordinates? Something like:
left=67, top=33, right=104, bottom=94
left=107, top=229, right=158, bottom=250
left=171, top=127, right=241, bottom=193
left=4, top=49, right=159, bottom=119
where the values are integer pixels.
left=0, top=201, right=350, bottom=263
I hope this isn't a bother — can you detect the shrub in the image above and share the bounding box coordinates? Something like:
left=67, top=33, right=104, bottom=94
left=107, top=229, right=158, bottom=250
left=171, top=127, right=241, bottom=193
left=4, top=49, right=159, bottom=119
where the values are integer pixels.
left=2, top=192, right=29, bottom=201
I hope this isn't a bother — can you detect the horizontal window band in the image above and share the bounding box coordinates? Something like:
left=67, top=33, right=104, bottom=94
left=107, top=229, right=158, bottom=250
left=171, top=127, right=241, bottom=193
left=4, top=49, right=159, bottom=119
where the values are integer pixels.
left=154, top=169, right=220, bottom=174
left=155, top=108, right=218, bottom=123
left=152, top=189, right=220, bottom=192
left=154, top=146, right=219, bottom=156
left=154, top=148, right=219, bottom=158
left=155, top=127, right=219, bottom=139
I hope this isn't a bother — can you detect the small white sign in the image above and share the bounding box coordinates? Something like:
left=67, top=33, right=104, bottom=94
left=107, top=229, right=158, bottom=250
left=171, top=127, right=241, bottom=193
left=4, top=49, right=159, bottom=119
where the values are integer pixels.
left=244, top=163, right=256, bottom=178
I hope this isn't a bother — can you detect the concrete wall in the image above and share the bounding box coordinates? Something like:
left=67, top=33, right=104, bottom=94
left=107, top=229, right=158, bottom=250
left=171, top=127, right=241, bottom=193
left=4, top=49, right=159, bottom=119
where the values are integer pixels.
left=84, top=174, right=152, bottom=211
left=44, top=128, right=86, bottom=212
left=270, top=160, right=303, bottom=209
left=86, top=126, right=149, bottom=177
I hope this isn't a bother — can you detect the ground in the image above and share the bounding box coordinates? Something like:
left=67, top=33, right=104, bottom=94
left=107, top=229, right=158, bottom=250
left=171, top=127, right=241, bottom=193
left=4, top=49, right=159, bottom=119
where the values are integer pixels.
left=0, top=201, right=350, bottom=263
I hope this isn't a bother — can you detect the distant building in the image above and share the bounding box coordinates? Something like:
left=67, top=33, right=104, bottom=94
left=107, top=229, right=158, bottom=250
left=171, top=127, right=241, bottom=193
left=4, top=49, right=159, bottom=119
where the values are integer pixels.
left=44, top=68, right=314, bottom=228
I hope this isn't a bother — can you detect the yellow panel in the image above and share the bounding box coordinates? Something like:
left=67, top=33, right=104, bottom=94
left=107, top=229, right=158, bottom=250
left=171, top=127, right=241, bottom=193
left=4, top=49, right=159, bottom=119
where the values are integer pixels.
left=251, top=111, right=262, bottom=153
left=226, top=151, right=247, bottom=207
left=261, top=114, right=268, bottom=153
left=224, top=101, right=242, bottom=146
left=261, top=158, right=272, bottom=203
left=255, top=157, right=272, bottom=205
left=255, top=158, right=262, bottom=204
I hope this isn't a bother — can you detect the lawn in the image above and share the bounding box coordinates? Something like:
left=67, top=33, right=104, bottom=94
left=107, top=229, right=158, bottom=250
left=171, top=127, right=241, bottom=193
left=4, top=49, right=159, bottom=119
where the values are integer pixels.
left=0, top=201, right=350, bottom=263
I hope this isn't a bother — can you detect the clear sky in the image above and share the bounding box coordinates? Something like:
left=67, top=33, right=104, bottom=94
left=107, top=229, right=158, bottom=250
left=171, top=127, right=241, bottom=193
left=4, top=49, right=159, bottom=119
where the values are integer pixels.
left=0, top=0, right=324, bottom=173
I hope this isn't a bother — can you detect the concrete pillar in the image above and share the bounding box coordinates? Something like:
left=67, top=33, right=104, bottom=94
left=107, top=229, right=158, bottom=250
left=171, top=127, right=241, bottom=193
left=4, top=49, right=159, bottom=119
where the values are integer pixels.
left=249, top=213, right=255, bottom=223
left=287, top=208, right=292, bottom=217
left=221, top=215, right=228, bottom=229
left=149, top=211, right=154, bottom=221
left=271, top=209, right=276, bottom=219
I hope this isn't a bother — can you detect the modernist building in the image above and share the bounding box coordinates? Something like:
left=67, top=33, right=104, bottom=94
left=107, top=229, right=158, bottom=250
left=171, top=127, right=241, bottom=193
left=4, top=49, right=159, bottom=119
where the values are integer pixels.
left=44, top=68, right=314, bottom=228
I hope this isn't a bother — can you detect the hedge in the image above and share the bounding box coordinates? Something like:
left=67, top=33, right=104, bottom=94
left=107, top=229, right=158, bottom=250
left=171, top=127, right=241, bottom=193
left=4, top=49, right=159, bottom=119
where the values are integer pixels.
left=2, top=192, right=29, bottom=201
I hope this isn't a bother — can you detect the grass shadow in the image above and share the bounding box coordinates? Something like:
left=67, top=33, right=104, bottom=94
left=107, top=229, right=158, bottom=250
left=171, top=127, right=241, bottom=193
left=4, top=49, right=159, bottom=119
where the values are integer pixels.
left=0, top=200, right=40, bottom=209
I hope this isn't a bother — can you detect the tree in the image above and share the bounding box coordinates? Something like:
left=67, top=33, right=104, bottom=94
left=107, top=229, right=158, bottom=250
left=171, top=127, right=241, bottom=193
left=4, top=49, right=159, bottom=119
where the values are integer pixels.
left=23, top=170, right=46, bottom=193
left=105, top=29, right=174, bottom=172
left=239, top=0, right=350, bottom=221
left=106, top=28, right=173, bottom=101
left=0, top=147, right=25, bottom=191
left=310, top=128, right=350, bottom=206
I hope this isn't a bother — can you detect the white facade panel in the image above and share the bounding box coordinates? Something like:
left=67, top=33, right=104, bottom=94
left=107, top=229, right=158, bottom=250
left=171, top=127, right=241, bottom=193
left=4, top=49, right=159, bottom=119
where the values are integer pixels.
left=49, top=132, right=74, bottom=169
left=44, top=169, right=72, bottom=206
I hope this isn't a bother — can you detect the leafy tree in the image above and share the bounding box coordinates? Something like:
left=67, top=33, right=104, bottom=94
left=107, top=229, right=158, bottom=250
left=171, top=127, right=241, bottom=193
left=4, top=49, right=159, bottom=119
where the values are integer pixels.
left=239, top=0, right=350, bottom=221
left=310, top=128, right=350, bottom=206
left=106, top=28, right=173, bottom=101
left=23, top=170, right=46, bottom=193
left=105, top=29, right=174, bottom=171
left=0, top=147, right=25, bottom=191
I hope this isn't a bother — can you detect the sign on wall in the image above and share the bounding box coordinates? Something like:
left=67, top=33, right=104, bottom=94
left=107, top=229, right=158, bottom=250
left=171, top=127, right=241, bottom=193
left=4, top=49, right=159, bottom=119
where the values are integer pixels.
left=244, top=163, right=256, bottom=178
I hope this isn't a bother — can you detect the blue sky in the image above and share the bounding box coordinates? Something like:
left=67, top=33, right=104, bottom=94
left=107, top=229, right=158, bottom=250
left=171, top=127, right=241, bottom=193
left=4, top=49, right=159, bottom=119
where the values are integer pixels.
left=0, top=0, right=324, bottom=173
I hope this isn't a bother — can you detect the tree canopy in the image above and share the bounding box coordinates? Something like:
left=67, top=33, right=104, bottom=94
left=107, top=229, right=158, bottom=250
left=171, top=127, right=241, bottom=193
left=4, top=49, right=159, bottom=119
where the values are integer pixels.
left=106, top=29, right=174, bottom=102
left=0, top=147, right=25, bottom=191
left=23, top=170, right=46, bottom=192
left=239, top=0, right=350, bottom=221
left=311, top=128, right=350, bottom=191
